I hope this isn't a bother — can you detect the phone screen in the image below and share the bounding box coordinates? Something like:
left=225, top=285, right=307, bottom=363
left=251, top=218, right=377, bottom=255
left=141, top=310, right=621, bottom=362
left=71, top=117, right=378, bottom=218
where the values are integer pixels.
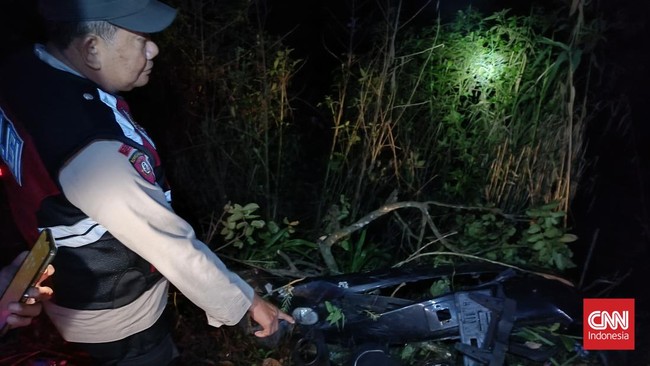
left=0, top=230, right=56, bottom=332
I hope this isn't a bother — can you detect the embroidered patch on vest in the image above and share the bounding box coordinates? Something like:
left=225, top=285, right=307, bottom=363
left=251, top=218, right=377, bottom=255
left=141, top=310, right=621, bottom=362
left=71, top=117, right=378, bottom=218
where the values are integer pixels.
left=118, top=144, right=133, bottom=156
left=0, top=107, right=24, bottom=185
left=118, top=143, right=155, bottom=184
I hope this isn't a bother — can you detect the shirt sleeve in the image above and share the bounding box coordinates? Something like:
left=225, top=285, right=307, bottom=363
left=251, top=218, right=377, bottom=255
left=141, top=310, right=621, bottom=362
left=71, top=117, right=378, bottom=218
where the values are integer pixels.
left=58, top=140, right=254, bottom=327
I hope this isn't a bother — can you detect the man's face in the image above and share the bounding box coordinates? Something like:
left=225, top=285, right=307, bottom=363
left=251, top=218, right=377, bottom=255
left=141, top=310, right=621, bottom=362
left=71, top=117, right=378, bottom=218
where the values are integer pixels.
left=96, top=28, right=159, bottom=92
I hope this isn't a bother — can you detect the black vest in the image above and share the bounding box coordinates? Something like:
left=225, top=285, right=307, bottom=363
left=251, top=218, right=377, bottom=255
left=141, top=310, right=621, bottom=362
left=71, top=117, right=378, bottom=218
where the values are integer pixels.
left=0, top=47, right=164, bottom=310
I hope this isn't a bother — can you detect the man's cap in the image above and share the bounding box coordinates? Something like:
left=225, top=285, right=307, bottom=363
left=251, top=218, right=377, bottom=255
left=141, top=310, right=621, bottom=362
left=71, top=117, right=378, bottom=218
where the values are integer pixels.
left=39, top=0, right=177, bottom=33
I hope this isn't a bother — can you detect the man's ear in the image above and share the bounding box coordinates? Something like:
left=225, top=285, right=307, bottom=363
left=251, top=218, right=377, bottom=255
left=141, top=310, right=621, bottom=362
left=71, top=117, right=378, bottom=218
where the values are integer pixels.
left=79, top=35, right=102, bottom=70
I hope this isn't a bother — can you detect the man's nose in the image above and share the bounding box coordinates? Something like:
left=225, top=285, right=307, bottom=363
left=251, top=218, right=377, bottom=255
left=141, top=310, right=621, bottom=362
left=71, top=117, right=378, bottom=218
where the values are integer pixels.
left=145, top=41, right=159, bottom=60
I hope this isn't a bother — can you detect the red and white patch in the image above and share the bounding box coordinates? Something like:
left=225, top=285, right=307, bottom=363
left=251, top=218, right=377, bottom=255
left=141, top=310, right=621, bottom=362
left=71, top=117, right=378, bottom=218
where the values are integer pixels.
left=118, top=144, right=134, bottom=156
left=118, top=144, right=156, bottom=184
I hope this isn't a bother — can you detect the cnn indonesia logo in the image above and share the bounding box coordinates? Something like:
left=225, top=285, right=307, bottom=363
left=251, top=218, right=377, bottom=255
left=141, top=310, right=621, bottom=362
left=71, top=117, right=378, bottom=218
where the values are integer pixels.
left=583, top=298, right=635, bottom=350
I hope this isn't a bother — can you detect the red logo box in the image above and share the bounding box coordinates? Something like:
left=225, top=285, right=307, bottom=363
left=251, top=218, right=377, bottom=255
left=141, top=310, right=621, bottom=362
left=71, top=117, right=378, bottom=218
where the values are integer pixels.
left=583, top=298, right=635, bottom=350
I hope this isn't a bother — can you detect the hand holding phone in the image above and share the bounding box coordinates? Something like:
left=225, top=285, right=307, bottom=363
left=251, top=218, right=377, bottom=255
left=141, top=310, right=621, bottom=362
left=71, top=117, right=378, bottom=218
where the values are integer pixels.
left=0, top=230, right=56, bottom=335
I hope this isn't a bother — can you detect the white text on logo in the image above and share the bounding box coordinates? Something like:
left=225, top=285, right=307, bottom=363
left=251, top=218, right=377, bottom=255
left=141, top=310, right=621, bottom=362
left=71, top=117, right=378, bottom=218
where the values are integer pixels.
left=587, top=311, right=629, bottom=330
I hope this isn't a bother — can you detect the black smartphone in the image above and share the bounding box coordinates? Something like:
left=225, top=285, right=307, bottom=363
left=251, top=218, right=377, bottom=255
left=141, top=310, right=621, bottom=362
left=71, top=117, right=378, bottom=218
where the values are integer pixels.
left=0, top=229, right=56, bottom=334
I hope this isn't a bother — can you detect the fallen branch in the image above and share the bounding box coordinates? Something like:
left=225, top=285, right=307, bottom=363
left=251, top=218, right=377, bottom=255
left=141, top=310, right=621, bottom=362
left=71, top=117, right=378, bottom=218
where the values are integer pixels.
left=318, top=200, right=458, bottom=273
left=317, top=199, right=524, bottom=273
left=393, top=251, right=575, bottom=287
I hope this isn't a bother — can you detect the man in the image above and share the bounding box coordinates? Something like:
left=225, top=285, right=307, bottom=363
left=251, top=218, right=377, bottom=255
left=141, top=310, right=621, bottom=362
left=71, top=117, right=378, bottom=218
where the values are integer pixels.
left=0, top=0, right=293, bottom=364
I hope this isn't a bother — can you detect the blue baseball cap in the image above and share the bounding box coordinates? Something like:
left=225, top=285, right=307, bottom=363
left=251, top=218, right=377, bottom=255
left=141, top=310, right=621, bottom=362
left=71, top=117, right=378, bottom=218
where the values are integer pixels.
left=39, top=0, right=177, bottom=33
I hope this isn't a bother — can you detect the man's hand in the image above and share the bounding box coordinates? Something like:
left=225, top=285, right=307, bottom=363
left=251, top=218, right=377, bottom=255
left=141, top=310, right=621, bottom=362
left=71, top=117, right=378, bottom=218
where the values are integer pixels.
left=248, top=293, right=294, bottom=337
left=1, top=252, right=54, bottom=330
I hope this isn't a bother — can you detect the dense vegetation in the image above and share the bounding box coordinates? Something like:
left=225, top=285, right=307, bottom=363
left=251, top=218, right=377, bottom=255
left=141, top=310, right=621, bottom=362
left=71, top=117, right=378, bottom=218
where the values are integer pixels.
left=151, top=0, right=597, bottom=277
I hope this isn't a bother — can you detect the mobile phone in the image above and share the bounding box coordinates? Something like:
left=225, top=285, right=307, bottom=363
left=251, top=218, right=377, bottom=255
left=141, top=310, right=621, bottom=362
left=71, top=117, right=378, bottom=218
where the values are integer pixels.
left=0, top=229, right=56, bottom=334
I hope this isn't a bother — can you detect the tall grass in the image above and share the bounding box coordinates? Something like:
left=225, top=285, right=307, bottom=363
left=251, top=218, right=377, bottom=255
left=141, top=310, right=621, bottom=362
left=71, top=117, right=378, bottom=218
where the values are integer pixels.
left=312, top=3, right=598, bottom=271
left=156, top=0, right=300, bottom=229
left=321, top=7, right=590, bottom=215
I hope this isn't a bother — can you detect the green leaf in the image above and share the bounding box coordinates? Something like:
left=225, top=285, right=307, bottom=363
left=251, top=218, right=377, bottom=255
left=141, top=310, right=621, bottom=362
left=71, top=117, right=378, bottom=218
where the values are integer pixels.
left=229, top=212, right=243, bottom=222
left=548, top=323, right=561, bottom=332
left=480, top=213, right=495, bottom=221
left=570, top=49, right=583, bottom=72
left=325, top=301, right=334, bottom=312
left=527, top=224, right=541, bottom=234
left=340, top=240, right=350, bottom=251
left=242, top=203, right=260, bottom=212
left=251, top=220, right=265, bottom=229
left=559, top=233, right=578, bottom=243
left=546, top=217, right=559, bottom=226
left=543, top=227, right=561, bottom=238
left=532, top=240, right=546, bottom=250
left=540, top=202, right=561, bottom=211
left=267, top=221, right=279, bottom=234
left=429, top=278, right=450, bottom=297
left=559, top=334, right=576, bottom=352
left=400, top=344, right=416, bottom=360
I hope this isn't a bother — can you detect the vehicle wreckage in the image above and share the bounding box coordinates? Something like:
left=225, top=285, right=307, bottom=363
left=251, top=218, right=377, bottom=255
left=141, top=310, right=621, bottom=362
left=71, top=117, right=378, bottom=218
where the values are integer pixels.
left=256, top=263, right=591, bottom=366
